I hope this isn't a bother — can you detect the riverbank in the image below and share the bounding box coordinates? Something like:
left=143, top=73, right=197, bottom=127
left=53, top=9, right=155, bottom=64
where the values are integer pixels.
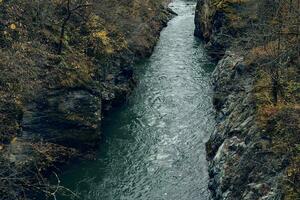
left=0, top=0, right=174, bottom=198
left=195, top=0, right=300, bottom=199
left=57, top=1, right=215, bottom=199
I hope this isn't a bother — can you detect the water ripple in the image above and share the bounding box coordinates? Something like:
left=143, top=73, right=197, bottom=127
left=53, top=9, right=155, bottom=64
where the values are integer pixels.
left=59, top=0, right=215, bottom=199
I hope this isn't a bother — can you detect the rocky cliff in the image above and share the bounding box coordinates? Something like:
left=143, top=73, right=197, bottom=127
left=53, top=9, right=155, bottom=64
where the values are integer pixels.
left=0, top=0, right=173, bottom=198
left=195, top=0, right=300, bottom=199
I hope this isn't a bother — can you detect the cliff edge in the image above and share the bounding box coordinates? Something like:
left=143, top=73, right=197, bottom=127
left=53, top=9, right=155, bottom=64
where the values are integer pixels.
left=195, top=0, right=300, bottom=199
left=0, top=0, right=173, bottom=198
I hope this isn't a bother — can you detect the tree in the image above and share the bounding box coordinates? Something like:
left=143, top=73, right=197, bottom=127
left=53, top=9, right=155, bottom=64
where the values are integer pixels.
left=58, top=0, right=92, bottom=54
left=247, top=0, right=300, bottom=105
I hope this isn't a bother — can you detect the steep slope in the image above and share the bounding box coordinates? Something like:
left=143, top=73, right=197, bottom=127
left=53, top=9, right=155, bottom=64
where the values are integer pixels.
left=0, top=0, right=173, bottom=199
left=195, top=0, right=300, bottom=199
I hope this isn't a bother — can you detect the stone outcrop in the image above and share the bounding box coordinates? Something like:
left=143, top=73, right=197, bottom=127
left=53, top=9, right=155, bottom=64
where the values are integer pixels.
left=207, top=51, right=282, bottom=199
left=0, top=0, right=174, bottom=198
left=195, top=0, right=300, bottom=199
left=0, top=0, right=174, bottom=151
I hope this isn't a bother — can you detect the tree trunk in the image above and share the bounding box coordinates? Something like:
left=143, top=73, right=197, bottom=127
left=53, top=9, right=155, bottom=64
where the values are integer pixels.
left=58, top=14, right=71, bottom=54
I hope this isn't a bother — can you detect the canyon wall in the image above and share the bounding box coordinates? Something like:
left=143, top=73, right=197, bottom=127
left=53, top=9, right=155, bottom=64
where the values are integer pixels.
left=195, top=0, right=300, bottom=199
left=0, top=0, right=173, bottom=198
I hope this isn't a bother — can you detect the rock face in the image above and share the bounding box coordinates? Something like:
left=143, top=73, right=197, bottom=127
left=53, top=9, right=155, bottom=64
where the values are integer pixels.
left=16, top=0, right=174, bottom=150
left=194, top=0, right=228, bottom=59
left=195, top=0, right=300, bottom=199
left=22, top=89, right=102, bottom=150
left=0, top=0, right=173, bottom=149
left=0, top=0, right=174, bottom=198
left=194, top=0, right=263, bottom=60
left=207, top=52, right=282, bottom=199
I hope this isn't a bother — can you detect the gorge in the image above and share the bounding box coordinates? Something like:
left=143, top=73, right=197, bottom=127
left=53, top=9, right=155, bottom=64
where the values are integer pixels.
left=0, top=0, right=299, bottom=199
left=58, top=1, right=215, bottom=199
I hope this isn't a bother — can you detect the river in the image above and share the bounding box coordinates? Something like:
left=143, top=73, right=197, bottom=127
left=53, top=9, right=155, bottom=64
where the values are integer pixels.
left=59, top=1, right=215, bottom=199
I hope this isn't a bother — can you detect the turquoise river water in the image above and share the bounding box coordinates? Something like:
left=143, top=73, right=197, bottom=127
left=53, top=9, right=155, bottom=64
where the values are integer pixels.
left=59, top=1, right=215, bottom=199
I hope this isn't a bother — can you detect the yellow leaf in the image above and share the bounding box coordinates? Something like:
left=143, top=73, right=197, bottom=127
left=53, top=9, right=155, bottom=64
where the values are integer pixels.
left=93, top=30, right=110, bottom=45
left=10, top=23, right=17, bottom=30
left=11, top=137, right=17, bottom=144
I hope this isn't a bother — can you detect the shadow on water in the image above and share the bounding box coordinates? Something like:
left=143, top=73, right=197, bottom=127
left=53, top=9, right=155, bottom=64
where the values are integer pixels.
left=57, top=0, right=216, bottom=199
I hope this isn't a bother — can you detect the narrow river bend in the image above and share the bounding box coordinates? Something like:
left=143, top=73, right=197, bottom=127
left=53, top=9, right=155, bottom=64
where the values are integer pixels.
left=60, top=1, right=215, bottom=199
